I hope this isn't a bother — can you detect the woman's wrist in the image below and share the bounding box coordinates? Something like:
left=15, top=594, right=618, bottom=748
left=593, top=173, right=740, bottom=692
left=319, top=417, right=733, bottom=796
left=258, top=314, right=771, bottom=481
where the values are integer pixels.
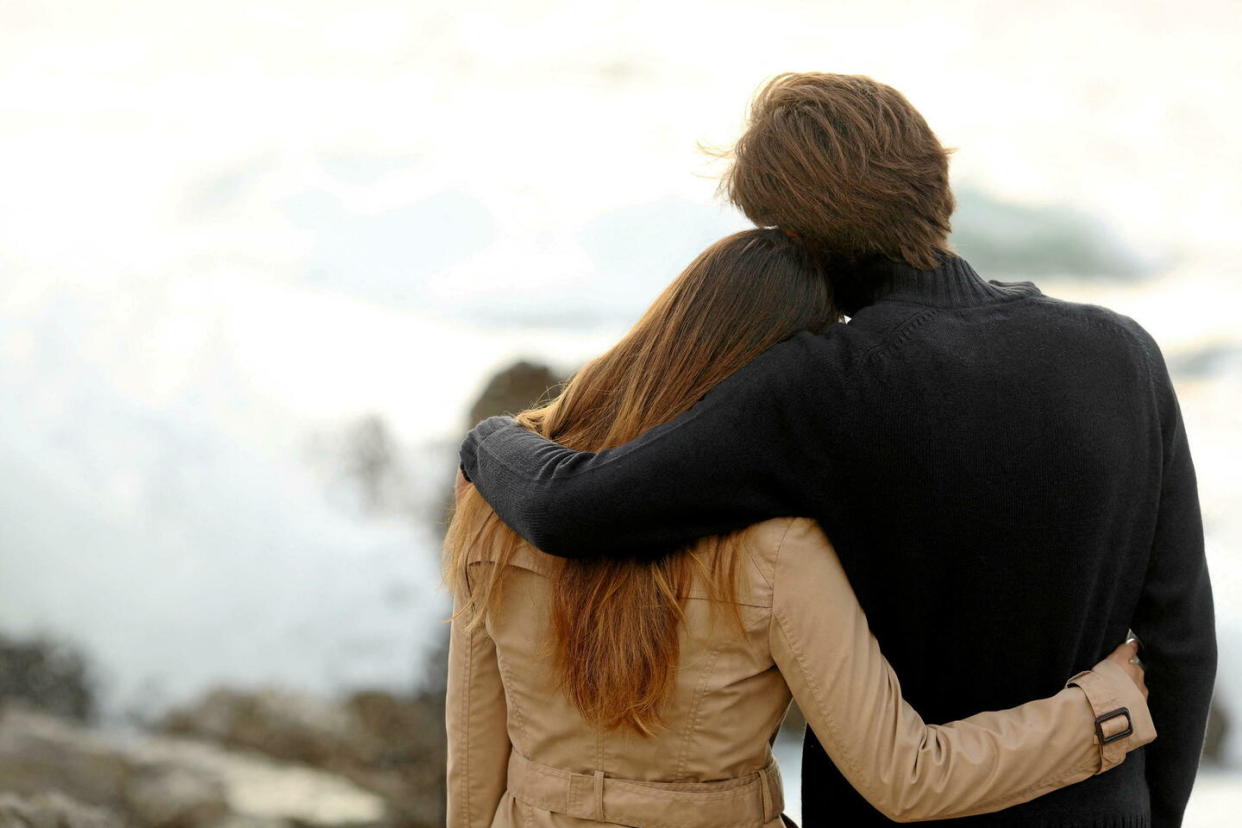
left=1065, top=659, right=1157, bottom=773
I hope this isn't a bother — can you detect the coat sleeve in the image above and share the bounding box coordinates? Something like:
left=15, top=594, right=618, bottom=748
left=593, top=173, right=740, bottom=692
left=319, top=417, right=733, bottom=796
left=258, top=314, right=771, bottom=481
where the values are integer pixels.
left=1128, top=326, right=1218, bottom=828
left=458, top=334, right=834, bottom=559
left=768, top=518, right=1157, bottom=823
left=445, top=576, right=512, bottom=828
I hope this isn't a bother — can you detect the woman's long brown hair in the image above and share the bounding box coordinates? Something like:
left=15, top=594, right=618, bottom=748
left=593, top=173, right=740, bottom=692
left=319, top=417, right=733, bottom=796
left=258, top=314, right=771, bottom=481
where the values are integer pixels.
left=444, top=228, right=838, bottom=735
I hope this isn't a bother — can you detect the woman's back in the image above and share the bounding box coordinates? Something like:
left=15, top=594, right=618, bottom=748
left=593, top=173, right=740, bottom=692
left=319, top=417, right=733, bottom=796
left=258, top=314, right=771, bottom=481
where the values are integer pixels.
left=446, top=516, right=1153, bottom=827
left=478, top=518, right=792, bottom=783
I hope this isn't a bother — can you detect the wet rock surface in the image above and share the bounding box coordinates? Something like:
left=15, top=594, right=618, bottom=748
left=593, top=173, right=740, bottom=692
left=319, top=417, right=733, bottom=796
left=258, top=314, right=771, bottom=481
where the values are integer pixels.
left=0, top=634, right=96, bottom=725
left=0, top=700, right=393, bottom=827
left=0, top=790, right=124, bottom=828
left=467, top=360, right=562, bottom=428
left=158, top=686, right=445, bottom=827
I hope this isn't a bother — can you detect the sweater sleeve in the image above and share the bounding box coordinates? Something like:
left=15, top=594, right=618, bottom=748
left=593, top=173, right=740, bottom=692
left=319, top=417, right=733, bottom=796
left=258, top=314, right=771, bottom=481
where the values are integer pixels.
left=458, top=334, right=834, bottom=558
left=1128, top=328, right=1218, bottom=827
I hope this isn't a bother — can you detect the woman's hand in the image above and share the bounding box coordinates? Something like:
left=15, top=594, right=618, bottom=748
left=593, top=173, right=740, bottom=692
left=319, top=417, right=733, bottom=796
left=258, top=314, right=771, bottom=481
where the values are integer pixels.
left=1104, top=639, right=1148, bottom=699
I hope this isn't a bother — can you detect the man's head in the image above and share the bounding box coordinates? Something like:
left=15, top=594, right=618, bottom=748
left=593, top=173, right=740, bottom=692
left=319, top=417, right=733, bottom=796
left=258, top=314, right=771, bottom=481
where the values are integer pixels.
left=723, top=73, right=954, bottom=271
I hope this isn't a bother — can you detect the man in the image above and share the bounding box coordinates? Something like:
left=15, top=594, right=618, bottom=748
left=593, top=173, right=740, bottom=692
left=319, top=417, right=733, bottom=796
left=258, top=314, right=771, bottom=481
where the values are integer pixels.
left=457, top=73, right=1216, bottom=827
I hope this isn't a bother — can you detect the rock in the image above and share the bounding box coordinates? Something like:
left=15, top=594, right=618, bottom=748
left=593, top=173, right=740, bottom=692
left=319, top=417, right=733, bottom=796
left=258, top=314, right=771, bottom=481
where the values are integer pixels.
left=125, top=737, right=385, bottom=826
left=1202, top=698, right=1231, bottom=765
left=306, top=414, right=421, bottom=521
left=436, top=358, right=565, bottom=529
left=123, top=764, right=228, bottom=827
left=467, top=360, right=562, bottom=427
left=0, top=634, right=96, bottom=724
left=0, top=702, right=131, bottom=812
left=340, top=689, right=445, bottom=826
left=159, top=687, right=370, bottom=767
left=0, top=791, right=123, bottom=828
left=951, top=187, right=1152, bottom=279
left=158, top=686, right=445, bottom=826
left=0, top=702, right=387, bottom=827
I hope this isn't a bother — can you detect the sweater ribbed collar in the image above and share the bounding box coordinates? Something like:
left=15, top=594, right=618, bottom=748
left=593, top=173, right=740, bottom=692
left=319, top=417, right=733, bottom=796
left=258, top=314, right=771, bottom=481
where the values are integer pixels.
left=837, top=251, right=1040, bottom=315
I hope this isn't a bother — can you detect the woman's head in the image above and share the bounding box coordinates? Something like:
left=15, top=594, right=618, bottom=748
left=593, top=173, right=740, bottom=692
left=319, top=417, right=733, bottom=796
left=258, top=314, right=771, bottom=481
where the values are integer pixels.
left=721, top=72, right=955, bottom=271
left=540, top=227, right=838, bottom=449
left=444, top=228, right=838, bottom=734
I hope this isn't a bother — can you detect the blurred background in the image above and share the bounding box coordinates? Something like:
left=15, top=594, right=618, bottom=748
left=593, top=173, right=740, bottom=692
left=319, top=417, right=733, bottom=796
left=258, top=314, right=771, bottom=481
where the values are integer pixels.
left=1, top=0, right=1239, bottom=825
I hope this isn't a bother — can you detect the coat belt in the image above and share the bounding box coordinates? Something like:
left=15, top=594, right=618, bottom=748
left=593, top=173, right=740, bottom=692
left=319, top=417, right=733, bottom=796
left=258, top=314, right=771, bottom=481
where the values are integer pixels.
left=506, top=749, right=784, bottom=827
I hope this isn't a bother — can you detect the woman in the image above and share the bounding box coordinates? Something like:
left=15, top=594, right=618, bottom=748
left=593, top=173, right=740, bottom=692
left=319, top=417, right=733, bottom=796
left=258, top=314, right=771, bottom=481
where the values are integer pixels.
left=443, top=229, right=1154, bottom=828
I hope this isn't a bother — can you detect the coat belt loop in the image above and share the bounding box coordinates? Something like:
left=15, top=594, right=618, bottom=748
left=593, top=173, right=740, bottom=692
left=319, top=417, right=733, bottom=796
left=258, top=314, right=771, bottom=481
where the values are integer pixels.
left=758, top=765, right=775, bottom=823
left=593, top=770, right=606, bottom=821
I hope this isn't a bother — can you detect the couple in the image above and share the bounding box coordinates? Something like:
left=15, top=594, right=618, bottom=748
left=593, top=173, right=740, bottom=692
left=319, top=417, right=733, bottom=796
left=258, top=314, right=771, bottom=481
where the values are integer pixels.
left=444, top=73, right=1216, bottom=827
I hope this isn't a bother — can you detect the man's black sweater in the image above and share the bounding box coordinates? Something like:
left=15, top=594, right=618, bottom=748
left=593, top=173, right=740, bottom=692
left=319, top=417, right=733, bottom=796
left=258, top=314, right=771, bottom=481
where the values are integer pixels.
left=459, top=253, right=1216, bottom=828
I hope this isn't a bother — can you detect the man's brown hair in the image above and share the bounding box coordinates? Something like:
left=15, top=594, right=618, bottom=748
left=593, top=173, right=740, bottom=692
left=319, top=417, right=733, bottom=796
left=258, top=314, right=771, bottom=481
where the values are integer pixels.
left=721, top=73, right=955, bottom=271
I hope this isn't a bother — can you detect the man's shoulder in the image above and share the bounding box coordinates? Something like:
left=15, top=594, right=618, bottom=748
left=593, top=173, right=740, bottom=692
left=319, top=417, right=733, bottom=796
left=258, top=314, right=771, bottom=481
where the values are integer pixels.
left=855, top=280, right=1160, bottom=364
left=1027, top=292, right=1162, bottom=365
left=731, top=290, right=1163, bottom=388
left=1029, top=289, right=1139, bottom=327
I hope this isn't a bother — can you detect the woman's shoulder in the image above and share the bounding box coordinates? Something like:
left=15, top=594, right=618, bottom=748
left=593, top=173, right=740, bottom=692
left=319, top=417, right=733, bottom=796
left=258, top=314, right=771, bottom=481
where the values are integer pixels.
left=736, top=517, right=828, bottom=558
left=727, top=517, right=831, bottom=597
left=465, top=531, right=558, bottom=577
left=733, top=518, right=849, bottom=616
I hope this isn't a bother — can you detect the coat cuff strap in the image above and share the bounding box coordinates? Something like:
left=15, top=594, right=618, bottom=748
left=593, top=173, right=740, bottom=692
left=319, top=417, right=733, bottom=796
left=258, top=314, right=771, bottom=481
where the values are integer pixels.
left=1065, top=660, right=1157, bottom=773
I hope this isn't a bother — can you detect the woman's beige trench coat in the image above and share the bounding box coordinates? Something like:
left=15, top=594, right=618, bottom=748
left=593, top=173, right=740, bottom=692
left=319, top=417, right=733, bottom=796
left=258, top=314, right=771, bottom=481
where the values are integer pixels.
left=446, top=517, right=1154, bottom=827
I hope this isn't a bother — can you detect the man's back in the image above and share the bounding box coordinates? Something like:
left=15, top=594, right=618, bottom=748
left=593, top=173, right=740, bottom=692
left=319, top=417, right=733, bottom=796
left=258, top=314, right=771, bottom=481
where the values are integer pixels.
left=460, top=253, right=1215, bottom=827
left=801, top=269, right=1166, bottom=824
